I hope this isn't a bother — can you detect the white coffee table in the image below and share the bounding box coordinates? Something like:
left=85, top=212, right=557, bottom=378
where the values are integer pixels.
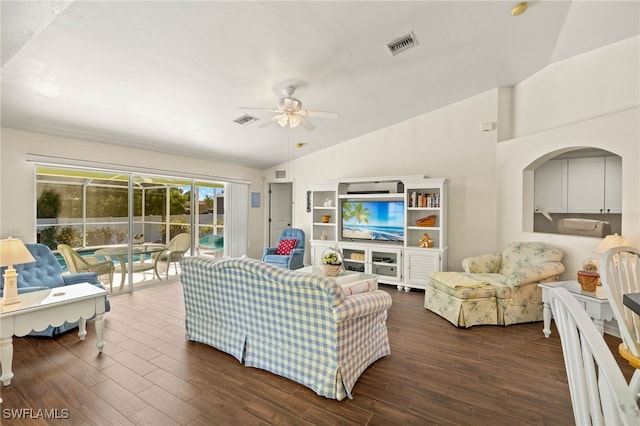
left=539, top=280, right=614, bottom=337
left=0, top=283, right=107, bottom=386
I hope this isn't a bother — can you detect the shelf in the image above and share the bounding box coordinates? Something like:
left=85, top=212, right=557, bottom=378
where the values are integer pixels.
left=407, top=226, right=440, bottom=231
left=314, top=206, right=336, bottom=210
left=372, top=261, right=398, bottom=267
left=313, top=222, right=336, bottom=226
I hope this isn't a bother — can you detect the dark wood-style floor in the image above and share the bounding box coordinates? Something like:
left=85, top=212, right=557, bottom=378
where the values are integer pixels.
left=0, top=282, right=635, bottom=425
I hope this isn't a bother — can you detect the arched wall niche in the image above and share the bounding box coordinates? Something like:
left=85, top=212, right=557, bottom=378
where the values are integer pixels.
left=524, top=146, right=622, bottom=237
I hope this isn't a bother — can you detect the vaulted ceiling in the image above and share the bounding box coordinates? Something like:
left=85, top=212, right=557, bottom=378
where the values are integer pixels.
left=2, top=1, right=639, bottom=169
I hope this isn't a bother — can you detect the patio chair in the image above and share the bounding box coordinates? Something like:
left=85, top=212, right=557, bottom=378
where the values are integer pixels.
left=155, top=233, right=191, bottom=280
left=548, top=286, right=640, bottom=424
left=57, top=244, right=115, bottom=292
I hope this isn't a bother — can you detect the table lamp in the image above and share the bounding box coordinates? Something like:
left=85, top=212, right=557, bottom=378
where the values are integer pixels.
left=0, top=238, right=36, bottom=306
left=596, top=233, right=630, bottom=254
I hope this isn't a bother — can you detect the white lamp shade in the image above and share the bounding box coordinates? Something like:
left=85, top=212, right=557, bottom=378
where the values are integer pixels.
left=0, top=238, right=36, bottom=267
left=595, top=233, right=630, bottom=254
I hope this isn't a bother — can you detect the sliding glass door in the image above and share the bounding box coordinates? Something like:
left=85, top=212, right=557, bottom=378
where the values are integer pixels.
left=36, top=166, right=225, bottom=292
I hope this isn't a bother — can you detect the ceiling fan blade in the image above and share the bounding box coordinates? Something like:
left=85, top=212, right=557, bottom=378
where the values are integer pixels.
left=239, top=107, right=281, bottom=113
left=298, top=115, right=316, bottom=131
left=304, top=110, right=339, bottom=119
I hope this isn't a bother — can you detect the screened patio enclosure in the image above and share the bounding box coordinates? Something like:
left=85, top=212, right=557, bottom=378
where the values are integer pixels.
left=36, top=166, right=225, bottom=292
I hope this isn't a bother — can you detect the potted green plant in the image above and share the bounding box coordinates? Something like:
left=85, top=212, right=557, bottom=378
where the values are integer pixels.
left=321, top=248, right=343, bottom=277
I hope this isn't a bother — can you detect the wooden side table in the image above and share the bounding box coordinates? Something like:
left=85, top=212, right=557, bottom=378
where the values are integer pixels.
left=539, top=280, right=614, bottom=337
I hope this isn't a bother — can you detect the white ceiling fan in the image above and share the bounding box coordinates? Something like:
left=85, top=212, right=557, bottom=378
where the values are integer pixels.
left=241, top=86, right=339, bottom=131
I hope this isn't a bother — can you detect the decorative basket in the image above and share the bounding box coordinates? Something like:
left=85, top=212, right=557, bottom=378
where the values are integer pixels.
left=577, top=270, right=600, bottom=292
left=416, top=215, right=436, bottom=227
left=321, top=248, right=343, bottom=277
left=322, top=263, right=343, bottom=277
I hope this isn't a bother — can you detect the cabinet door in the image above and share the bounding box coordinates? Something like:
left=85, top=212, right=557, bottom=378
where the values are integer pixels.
left=369, top=247, right=402, bottom=284
left=567, top=157, right=605, bottom=213
left=534, top=159, right=567, bottom=213
left=403, top=249, right=441, bottom=289
left=604, top=156, right=622, bottom=213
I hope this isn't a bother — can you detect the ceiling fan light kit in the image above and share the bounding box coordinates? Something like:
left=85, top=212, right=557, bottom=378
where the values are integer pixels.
left=241, top=85, right=338, bottom=131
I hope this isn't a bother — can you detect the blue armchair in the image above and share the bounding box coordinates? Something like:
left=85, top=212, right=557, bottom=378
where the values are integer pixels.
left=262, top=228, right=306, bottom=270
left=0, top=243, right=110, bottom=337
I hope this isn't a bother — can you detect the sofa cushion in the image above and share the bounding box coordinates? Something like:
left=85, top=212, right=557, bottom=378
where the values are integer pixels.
left=429, top=272, right=497, bottom=299
left=276, top=239, right=297, bottom=255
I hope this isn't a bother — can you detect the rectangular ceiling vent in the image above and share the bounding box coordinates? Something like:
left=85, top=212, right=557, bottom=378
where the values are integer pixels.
left=386, top=31, right=418, bottom=56
left=233, top=114, right=259, bottom=126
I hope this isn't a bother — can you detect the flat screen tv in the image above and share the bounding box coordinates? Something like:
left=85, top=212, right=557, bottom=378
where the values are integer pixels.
left=341, top=200, right=405, bottom=242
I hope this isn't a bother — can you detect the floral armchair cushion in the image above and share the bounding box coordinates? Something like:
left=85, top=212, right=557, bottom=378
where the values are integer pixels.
left=462, top=242, right=564, bottom=288
left=462, top=254, right=501, bottom=274
left=499, top=242, right=564, bottom=277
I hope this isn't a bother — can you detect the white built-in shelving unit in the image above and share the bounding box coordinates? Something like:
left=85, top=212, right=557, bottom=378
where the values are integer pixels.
left=309, top=175, right=448, bottom=291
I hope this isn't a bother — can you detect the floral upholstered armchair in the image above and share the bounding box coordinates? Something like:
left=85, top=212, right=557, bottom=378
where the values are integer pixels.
left=426, top=242, right=565, bottom=327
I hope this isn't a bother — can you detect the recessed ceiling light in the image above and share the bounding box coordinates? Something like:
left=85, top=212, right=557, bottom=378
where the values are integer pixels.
left=511, top=2, right=528, bottom=16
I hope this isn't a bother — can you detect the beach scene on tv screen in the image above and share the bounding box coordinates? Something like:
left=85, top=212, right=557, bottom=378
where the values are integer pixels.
left=342, top=201, right=404, bottom=241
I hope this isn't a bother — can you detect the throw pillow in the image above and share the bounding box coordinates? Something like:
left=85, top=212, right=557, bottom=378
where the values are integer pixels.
left=276, top=239, right=297, bottom=255
left=341, top=279, right=374, bottom=296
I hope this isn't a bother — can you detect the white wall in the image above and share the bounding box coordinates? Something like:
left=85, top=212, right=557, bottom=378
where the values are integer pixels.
left=0, top=128, right=266, bottom=259
left=513, top=37, right=640, bottom=139
left=271, top=36, right=639, bottom=275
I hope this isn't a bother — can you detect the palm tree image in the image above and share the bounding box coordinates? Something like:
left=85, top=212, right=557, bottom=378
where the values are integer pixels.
left=343, top=202, right=371, bottom=231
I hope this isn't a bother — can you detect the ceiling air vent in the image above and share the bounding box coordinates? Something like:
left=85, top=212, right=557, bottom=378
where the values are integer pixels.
left=386, top=31, right=418, bottom=56
left=233, top=114, right=259, bottom=126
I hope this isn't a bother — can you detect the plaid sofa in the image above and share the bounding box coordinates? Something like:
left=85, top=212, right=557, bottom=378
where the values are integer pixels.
left=181, top=256, right=393, bottom=400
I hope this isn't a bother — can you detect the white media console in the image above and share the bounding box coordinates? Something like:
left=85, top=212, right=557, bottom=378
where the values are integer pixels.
left=309, top=175, right=447, bottom=291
